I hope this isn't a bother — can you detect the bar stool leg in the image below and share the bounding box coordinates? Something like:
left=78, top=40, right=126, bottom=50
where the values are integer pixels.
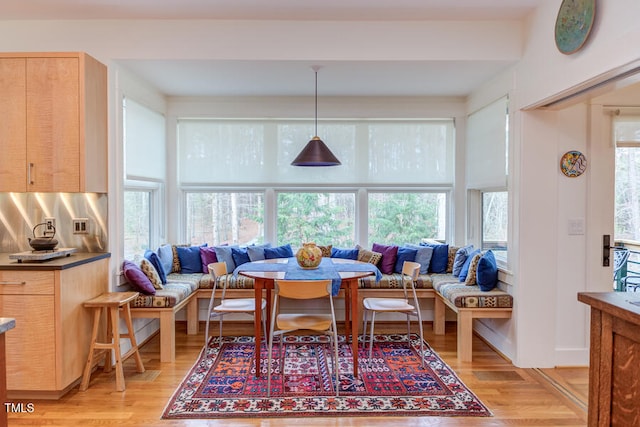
left=121, top=303, right=145, bottom=373
left=109, top=306, right=125, bottom=392
left=80, top=306, right=103, bottom=391
left=102, top=308, right=113, bottom=373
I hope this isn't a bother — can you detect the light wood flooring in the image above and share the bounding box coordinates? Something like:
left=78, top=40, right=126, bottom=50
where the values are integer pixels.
left=8, top=322, right=589, bottom=426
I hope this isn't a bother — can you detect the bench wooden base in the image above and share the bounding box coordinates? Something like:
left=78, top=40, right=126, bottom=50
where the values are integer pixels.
left=131, top=288, right=437, bottom=363
left=130, top=292, right=198, bottom=363
left=433, top=293, right=512, bottom=362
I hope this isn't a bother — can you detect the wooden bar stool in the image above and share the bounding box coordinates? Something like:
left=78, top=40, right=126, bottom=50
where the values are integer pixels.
left=80, top=292, right=145, bottom=391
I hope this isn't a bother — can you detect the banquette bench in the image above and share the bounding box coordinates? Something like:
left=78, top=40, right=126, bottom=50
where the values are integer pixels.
left=122, top=244, right=513, bottom=363
left=123, top=271, right=513, bottom=364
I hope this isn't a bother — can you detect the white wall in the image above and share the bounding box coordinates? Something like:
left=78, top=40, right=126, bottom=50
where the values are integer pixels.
left=467, top=0, right=640, bottom=367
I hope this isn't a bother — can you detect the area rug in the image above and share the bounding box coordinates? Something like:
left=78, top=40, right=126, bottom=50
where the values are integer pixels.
left=162, top=334, right=492, bottom=419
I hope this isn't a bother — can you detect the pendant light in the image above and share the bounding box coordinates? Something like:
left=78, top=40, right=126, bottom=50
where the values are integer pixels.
left=291, top=66, right=341, bottom=167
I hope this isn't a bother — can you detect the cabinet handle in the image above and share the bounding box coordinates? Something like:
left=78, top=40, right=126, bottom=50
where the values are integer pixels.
left=0, top=281, right=26, bottom=285
left=28, top=162, right=35, bottom=185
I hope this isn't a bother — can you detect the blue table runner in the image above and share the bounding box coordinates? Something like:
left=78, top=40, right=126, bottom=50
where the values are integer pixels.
left=233, top=257, right=382, bottom=296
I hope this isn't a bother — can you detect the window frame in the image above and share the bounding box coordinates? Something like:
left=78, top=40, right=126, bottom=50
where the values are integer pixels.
left=123, top=179, right=163, bottom=259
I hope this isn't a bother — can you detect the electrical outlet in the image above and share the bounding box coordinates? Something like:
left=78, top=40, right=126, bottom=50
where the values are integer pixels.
left=72, top=218, right=89, bottom=235
left=44, top=217, right=56, bottom=236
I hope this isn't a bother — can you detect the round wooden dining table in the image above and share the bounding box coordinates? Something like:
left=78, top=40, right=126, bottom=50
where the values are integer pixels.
left=237, top=257, right=376, bottom=377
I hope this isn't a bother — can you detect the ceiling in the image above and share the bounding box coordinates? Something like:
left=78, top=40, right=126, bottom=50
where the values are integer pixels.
left=0, top=0, right=543, bottom=97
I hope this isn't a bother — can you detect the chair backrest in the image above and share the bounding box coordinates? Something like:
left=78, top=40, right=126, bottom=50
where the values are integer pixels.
left=208, top=261, right=229, bottom=298
left=274, top=279, right=332, bottom=300
left=401, top=261, right=421, bottom=281
left=208, top=261, right=228, bottom=279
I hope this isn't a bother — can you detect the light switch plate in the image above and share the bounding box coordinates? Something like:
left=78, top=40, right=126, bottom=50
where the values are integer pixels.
left=568, top=218, right=585, bottom=235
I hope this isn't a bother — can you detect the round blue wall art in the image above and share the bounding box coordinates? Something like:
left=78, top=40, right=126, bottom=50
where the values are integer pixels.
left=555, top=0, right=596, bottom=55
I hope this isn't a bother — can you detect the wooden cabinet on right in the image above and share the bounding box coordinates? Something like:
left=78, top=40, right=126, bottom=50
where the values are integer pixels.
left=578, top=292, right=640, bottom=427
left=0, top=52, right=107, bottom=193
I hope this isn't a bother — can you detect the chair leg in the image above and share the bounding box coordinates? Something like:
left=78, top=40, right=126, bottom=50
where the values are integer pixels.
left=417, top=318, right=425, bottom=368
left=218, top=313, right=225, bottom=346
left=331, top=327, right=340, bottom=396
left=368, top=312, right=376, bottom=361
left=204, top=316, right=210, bottom=347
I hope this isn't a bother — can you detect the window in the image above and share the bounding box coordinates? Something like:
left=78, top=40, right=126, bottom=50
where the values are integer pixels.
left=615, top=145, right=640, bottom=241
left=185, top=192, right=264, bottom=246
left=178, top=118, right=455, bottom=246
left=123, top=190, right=150, bottom=259
left=368, top=192, right=447, bottom=244
left=122, top=97, right=166, bottom=258
left=277, top=192, right=356, bottom=247
left=482, top=191, right=508, bottom=262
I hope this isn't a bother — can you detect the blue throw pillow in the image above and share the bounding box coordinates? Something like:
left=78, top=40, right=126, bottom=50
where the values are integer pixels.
left=264, top=244, right=294, bottom=259
left=214, top=245, right=239, bottom=272
left=476, top=250, right=498, bottom=291
left=157, top=244, right=173, bottom=277
left=231, top=247, right=251, bottom=268
left=330, top=247, right=359, bottom=260
left=452, top=245, right=474, bottom=277
left=144, top=249, right=167, bottom=284
left=394, top=246, right=418, bottom=273
left=247, top=243, right=272, bottom=262
left=420, top=241, right=449, bottom=273
left=176, top=246, right=204, bottom=274
left=404, top=244, right=433, bottom=274
left=459, top=249, right=482, bottom=281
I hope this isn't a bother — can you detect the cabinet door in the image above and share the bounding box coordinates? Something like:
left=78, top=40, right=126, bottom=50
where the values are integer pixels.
left=26, top=57, right=80, bottom=192
left=1, top=295, right=56, bottom=391
left=0, top=58, right=27, bottom=192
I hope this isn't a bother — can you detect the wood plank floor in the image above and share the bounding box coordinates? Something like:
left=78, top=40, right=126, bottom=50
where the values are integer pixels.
left=8, top=322, right=589, bottom=426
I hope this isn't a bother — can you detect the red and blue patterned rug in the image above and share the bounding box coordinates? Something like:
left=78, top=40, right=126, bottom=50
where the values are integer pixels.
left=162, top=334, right=492, bottom=419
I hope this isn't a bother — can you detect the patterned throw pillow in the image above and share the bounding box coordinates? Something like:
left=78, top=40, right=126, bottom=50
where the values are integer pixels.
left=356, top=245, right=382, bottom=265
left=464, top=252, right=483, bottom=286
left=135, top=255, right=163, bottom=290
left=447, top=246, right=459, bottom=273
left=171, top=244, right=188, bottom=273
left=318, top=245, right=332, bottom=257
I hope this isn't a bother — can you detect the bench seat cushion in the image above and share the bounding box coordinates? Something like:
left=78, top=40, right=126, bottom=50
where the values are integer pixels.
left=358, top=273, right=438, bottom=289
left=434, top=280, right=513, bottom=309
left=132, top=273, right=201, bottom=308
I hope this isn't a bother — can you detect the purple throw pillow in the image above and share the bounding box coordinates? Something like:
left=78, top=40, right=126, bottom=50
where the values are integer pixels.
left=371, top=243, right=399, bottom=274
left=123, top=260, right=156, bottom=295
left=200, top=246, right=219, bottom=273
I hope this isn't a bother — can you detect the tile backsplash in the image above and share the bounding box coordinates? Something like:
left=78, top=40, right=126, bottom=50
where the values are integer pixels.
left=0, top=193, right=108, bottom=253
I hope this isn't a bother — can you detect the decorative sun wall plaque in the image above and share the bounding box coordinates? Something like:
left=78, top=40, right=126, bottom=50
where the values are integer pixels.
left=560, top=150, right=587, bottom=177
left=555, top=0, right=596, bottom=55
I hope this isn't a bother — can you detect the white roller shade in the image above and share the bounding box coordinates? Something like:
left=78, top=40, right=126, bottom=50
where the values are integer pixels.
left=178, top=118, right=454, bottom=185
left=124, top=98, right=166, bottom=180
left=466, top=96, right=508, bottom=189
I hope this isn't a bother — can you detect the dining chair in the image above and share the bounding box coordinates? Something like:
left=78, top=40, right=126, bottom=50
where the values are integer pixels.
left=267, top=279, right=340, bottom=397
left=205, top=262, right=267, bottom=346
left=362, top=260, right=425, bottom=367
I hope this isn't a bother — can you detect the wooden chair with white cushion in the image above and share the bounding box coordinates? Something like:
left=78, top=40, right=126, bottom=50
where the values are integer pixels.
left=267, top=279, right=340, bottom=397
left=205, top=262, right=267, bottom=346
left=362, top=260, right=425, bottom=367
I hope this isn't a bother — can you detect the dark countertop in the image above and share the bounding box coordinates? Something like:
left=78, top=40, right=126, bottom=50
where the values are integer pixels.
left=0, top=252, right=110, bottom=270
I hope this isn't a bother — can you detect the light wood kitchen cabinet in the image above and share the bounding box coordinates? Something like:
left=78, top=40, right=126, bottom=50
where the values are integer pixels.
left=0, top=254, right=109, bottom=399
left=0, top=52, right=107, bottom=193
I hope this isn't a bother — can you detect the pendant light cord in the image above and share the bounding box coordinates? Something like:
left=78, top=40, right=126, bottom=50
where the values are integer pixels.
left=314, top=69, right=318, bottom=137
